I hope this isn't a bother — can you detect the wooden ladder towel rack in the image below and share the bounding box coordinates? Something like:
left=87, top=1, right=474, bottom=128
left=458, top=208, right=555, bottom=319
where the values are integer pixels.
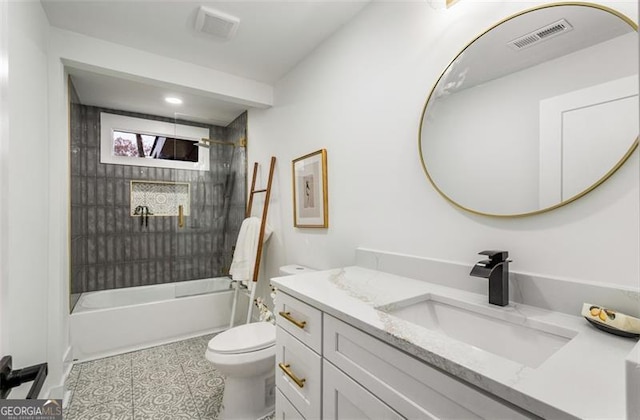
left=229, top=156, right=276, bottom=328
left=247, top=156, right=276, bottom=283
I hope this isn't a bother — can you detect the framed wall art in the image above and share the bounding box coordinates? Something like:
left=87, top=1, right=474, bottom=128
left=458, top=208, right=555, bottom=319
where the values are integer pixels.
left=292, top=149, right=328, bottom=228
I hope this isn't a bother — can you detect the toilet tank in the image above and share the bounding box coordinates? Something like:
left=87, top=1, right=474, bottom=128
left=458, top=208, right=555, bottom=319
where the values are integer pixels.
left=279, top=265, right=316, bottom=276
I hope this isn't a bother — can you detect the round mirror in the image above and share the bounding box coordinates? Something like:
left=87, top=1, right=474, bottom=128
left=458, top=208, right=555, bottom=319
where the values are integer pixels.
left=419, top=3, right=638, bottom=216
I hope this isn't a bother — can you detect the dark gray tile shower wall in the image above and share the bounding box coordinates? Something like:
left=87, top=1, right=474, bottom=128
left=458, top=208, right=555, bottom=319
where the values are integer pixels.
left=223, top=112, right=248, bottom=273
left=70, top=104, right=247, bottom=294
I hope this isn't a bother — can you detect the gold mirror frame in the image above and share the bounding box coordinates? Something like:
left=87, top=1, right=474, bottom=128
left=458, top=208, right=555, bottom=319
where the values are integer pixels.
left=418, top=2, right=638, bottom=218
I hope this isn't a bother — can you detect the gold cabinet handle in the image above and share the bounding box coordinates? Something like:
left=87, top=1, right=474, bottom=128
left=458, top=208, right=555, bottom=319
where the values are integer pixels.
left=278, top=363, right=306, bottom=388
left=279, top=311, right=306, bottom=329
left=178, top=205, right=184, bottom=228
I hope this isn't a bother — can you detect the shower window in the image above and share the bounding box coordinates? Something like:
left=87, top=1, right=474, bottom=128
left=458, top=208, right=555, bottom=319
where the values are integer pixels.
left=113, top=130, right=199, bottom=162
left=100, top=112, right=209, bottom=171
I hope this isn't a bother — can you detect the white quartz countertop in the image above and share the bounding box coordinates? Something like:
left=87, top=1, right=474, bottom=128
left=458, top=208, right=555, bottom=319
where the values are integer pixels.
left=271, top=267, right=638, bottom=419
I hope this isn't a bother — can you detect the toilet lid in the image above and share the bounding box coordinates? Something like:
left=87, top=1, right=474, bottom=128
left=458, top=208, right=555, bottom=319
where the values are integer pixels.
left=208, top=322, right=275, bottom=354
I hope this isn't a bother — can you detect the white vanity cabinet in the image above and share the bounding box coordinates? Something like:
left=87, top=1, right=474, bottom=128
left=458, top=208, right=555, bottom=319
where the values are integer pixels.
left=323, top=315, right=534, bottom=420
left=275, top=388, right=304, bottom=419
left=275, top=292, right=535, bottom=420
left=275, top=292, right=323, bottom=419
left=276, top=292, right=322, bottom=352
left=322, top=360, right=402, bottom=419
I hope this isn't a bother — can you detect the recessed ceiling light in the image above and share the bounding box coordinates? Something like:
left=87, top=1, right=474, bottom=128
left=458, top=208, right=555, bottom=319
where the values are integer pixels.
left=165, top=97, right=183, bottom=105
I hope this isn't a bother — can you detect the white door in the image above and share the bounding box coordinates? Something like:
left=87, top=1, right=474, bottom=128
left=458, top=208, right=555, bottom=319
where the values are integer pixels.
left=0, top=0, right=8, bottom=358
left=539, top=75, right=639, bottom=207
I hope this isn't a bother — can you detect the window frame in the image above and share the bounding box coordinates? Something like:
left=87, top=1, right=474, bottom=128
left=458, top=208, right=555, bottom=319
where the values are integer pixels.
left=100, top=112, right=210, bottom=171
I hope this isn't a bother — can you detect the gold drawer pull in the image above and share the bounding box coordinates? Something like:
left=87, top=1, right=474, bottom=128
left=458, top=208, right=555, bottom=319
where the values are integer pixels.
left=279, top=363, right=306, bottom=388
left=279, top=311, right=307, bottom=329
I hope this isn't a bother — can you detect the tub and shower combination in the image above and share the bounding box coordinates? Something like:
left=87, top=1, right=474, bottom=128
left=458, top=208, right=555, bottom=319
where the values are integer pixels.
left=70, top=277, right=249, bottom=361
left=68, top=103, right=251, bottom=362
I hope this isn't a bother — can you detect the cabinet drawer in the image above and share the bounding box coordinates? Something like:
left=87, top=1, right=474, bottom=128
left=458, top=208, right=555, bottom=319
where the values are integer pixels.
left=275, top=389, right=305, bottom=420
left=276, top=327, right=322, bottom=419
left=276, top=292, right=322, bottom=354
left=324, top=315, right=533, bottom=419
left=323, top=360, right=403, bottom=420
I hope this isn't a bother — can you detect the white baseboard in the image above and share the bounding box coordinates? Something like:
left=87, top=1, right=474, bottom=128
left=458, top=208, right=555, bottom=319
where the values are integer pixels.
left=62, top=390, right=73, bottom=409
left=63, top=345, right=73, bottom=365
left=47, top=384, right=64, bottom=400
left=45, top=346, right=73, bottom=399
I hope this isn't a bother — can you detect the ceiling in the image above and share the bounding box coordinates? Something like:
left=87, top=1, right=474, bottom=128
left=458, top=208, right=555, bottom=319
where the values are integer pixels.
left=68, top=68, right=248, bottom=126
left=41, top=0, right=369, bottom=85
left=42, top=0, right=370, bottom=125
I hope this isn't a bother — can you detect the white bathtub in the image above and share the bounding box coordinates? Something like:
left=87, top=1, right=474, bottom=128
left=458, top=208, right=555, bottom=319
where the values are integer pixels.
left=70, top=277, right=248, bottom=361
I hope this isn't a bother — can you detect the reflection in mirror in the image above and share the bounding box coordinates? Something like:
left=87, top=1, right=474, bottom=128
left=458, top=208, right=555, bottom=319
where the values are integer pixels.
left=419, top=4, right=638, bottom=216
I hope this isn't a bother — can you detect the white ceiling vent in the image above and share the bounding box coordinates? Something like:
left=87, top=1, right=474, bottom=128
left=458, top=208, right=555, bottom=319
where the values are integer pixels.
left=195, top=6, right=240, bottom=40
left=508, top=19, right=573, bottom=50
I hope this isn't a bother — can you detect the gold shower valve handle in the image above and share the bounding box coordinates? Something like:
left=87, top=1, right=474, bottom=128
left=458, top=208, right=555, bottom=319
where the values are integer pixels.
left=279, top=311, right=306, bottom=329
left=278, top=363, right=306, bottom=388
left=178, top=205, right=184, bottom=228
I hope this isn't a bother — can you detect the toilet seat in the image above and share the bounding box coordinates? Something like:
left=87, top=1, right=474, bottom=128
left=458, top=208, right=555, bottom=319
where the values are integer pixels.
left=206, top=323, right=276, bottom=378
left=208, top=322, right=275, bottom=354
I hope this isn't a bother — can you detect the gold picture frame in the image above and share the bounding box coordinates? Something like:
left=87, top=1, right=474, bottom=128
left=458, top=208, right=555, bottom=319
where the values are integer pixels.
left=292, top=149, right=328, bottom=228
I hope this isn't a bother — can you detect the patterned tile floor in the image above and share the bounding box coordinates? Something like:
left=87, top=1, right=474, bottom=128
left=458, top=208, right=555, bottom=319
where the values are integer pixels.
left=64, top=334, right=225, bottom=420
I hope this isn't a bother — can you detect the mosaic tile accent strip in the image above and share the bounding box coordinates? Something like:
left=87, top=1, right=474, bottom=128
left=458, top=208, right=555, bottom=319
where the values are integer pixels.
left=130, top=181, right=190, bottom=216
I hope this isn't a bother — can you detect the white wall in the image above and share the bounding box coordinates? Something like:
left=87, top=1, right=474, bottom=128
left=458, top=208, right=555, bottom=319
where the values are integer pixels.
left=248, top=1, right=639, bottom=293
left=3, top=0, right=50, bottom=395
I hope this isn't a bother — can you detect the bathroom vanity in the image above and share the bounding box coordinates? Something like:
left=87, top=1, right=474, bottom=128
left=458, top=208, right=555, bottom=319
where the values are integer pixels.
left=271, top=259, right=639, bottom=419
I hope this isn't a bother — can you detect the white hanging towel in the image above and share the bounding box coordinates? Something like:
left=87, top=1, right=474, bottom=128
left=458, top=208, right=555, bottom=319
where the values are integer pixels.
left=229, top=216, right=273, bottom=291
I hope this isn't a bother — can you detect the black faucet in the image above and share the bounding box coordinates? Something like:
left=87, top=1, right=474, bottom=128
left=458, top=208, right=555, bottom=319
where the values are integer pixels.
left=470, top=250, right=511, bottom=307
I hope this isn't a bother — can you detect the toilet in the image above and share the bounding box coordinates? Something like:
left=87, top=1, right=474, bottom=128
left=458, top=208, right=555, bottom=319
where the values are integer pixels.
left=205, top=265, right=315, bottom=419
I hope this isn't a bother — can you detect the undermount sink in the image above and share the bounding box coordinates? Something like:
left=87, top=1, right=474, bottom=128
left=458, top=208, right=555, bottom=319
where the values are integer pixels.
left=379, top=294, right=576, bottom=368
